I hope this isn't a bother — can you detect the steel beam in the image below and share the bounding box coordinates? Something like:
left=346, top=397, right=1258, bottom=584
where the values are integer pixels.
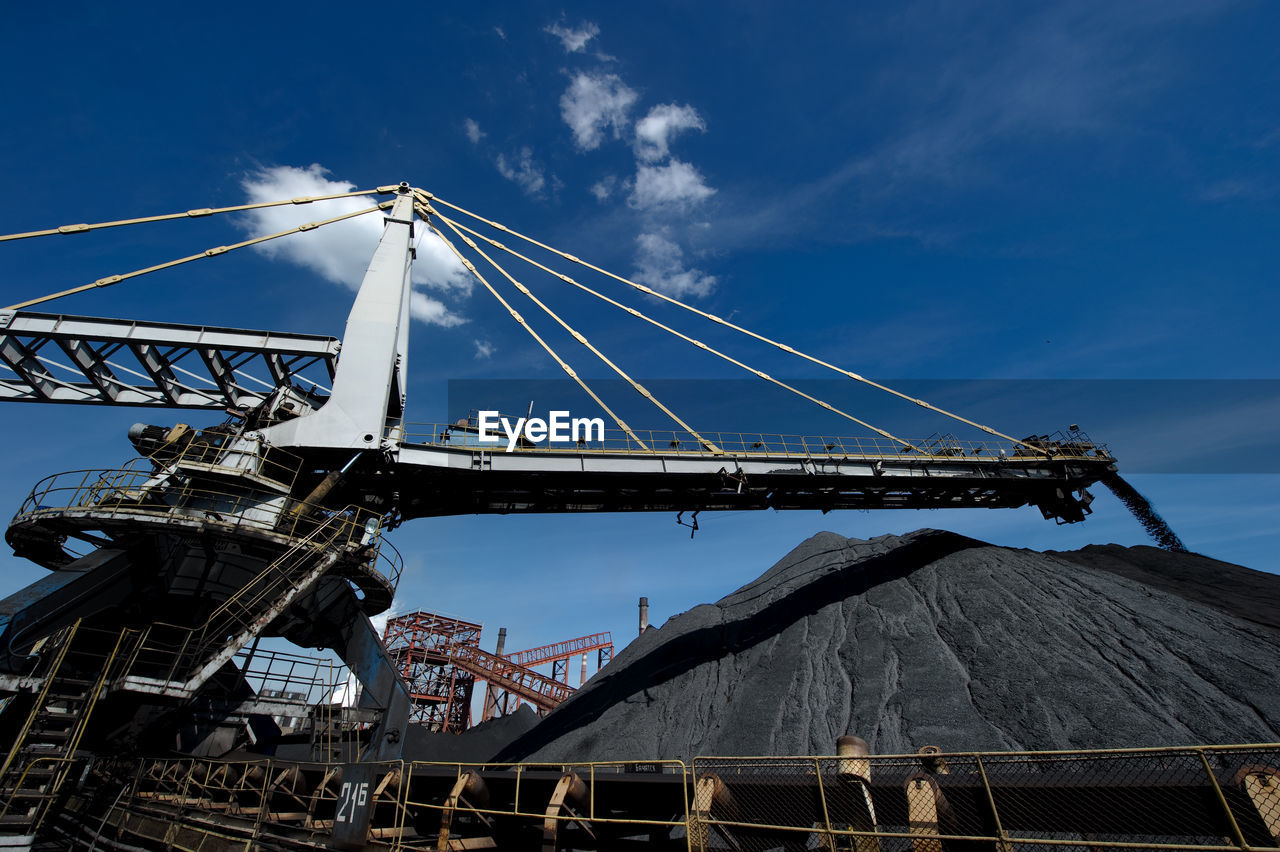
left=0, top=310, right=338, bottom=409
left=385, top=443, right=1111, bottom=521
left=260, top=186, right=416, bottom=450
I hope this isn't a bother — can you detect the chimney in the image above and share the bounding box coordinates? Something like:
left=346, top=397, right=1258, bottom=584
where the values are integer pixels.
left=496, top=627, right=507, bottom=656
left=580, top=653, right=588, bottom=685
left=639, top=597, right=649, bottom=635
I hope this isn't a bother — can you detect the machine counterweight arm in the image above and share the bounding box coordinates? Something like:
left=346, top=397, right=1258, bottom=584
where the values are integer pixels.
left=259, top=189, right=415, bottom=451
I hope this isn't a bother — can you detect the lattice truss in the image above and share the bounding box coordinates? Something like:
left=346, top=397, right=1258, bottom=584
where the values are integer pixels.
left=382, top=612, right=482, bottom=733
left=0, top=187, right=389, bottom=409
left=382, top=611, right=614, bottom=732
left=0, top=312, right=337, bottom=408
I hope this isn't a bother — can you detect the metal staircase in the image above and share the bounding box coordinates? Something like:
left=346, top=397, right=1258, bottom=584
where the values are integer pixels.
left=0, top=622, right=133, bottom=845
left=120, top=512, right=354, bottom=699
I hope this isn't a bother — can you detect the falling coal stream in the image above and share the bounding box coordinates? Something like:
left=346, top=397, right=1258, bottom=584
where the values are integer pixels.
left=1101, top=473, right=1188, bottom=552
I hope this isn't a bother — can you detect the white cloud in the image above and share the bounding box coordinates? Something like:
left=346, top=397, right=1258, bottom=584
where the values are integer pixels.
left=494, top=26, right=506, bottom=40
left=590, top=176, right=617, bottom=202
left=632, top=232, right=717, bottom=299
left=634, top=103, right=706, bottom=162
left=545, top=20, right=600, bottom=53
left=369, top=599, right=403, bottom=643
left=463, top=118, right=485, bottom=145
left=238, top=164, right=469, bottom=326
left=496, top=147, right=548, bottom=196
left=628, top=159, right=716, bottom=210
left=474, top=339, right=495, bottom=359
left=411, top=292, right=465, bottom=327
left=560, top=72, right=638, bottom=151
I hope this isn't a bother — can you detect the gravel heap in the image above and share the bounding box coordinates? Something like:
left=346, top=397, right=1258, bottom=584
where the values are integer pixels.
left=492, top=529, right=1280, bottom=763
left=402, top=705, right=541, bottom=763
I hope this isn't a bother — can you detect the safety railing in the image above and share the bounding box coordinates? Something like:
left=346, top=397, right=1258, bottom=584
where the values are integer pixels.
left=79, top=744, right=1280, bottom=851
left=691, top=744, right=1280, bottom=852
left=237, top=646, right=353, bottom=710
left=114, top=515, right=398, bottom=691
left=12, top=465, right=401, bottom=592
left=402, top=421, right=1112, bottom=463
left=153, top=429, right=305, bottom=491
left=0, top=624, right=140, bottom=837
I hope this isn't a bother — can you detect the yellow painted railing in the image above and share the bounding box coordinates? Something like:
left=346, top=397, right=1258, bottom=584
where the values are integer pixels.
left=403, top=421, right=1111, bottom=463
left=65, top=743, right=1280, bottom=851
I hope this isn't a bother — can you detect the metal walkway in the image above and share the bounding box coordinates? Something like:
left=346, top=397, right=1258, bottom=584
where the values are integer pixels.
left=0, top=310, right=337, bottom=408
left=41, top=742, right=1280, bottom=850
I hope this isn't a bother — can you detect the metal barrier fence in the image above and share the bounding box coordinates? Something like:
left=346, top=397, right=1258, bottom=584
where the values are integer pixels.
left=60, top=743, right=1280, bottom=851
left=692, top=746, right=1280, bottom=852
left=13, top=463, right=402, bottom=593
left=402, top=422, right=1110, bottom=463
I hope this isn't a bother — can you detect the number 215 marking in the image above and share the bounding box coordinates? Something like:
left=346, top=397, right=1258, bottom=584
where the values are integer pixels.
left=336, top=781, right=369, bottom=823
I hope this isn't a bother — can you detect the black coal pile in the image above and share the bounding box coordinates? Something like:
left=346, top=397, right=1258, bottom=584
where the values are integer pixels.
left=495, top=529, right=1280, bottom=763
left=402, top=705, right=541, bottom=763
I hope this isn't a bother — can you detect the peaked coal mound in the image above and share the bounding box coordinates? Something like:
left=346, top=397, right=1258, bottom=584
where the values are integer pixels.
left=496, top=529, right=1280, bottom=763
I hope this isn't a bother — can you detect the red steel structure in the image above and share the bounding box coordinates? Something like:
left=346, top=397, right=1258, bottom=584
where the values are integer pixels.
left=382, top=611, right=483, bottom=732
left=503, top=631, right=614, bottom=669
left=383, top=610, right=616, bottom=730
left=483, top=632, right=614, bottom=721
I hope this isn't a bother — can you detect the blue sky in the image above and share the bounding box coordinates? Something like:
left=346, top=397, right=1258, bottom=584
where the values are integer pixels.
left=1, top=1, right=1278, bottom=680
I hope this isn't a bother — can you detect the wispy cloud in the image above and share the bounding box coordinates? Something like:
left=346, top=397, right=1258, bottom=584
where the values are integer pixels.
left=496, top=147, right=548, bottom=197
left=629, top=159, right=716, bottom=210
left=1200, top=177, right=1277, bottom=202
left=548, top=32, right=718, bottom=299
left=632, top=231, right=717, bottom=298
left=590, top=176, right=617, bottom=202
left=474, top=339, right=495, bottom=359
left=545, top=20, right=600, bottom=53
left=634, top=104, right=706, bottom=162
left=692, top=2, right=1240, bottom=253
left=463, top=118, right=485, bottom=145
left=560, top=72, right=638, bottom=151
left=238, top=164, right=470, bottom=327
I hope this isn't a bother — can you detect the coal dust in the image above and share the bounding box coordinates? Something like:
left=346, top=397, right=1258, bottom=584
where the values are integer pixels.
left=1101, top=473, right=1188, bottom=553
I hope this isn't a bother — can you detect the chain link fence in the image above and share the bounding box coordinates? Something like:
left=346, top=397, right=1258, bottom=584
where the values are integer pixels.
left=692, top=745, right=1280, bottom=852
left=51, top=744, right=1280, bottom=850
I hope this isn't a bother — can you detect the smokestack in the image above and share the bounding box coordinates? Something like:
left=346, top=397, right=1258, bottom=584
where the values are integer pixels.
left=580, top=653, right=588, bottom=685
left=496, top=627, right=507, bottom=656
left=639, top=597, right=649, bottom=635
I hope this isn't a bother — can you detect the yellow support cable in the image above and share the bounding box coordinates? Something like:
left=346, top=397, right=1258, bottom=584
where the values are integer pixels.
left=420, top=212, right=650, bottom=452
left=5, top=201, right=394, bottom=312
left=423, top=189, right=1052, bottom=459
left=431, top=208, right=720, bottom=455
left=435, top=212, right=921, bottom=454
left=0, top=186, right=399, bottom=242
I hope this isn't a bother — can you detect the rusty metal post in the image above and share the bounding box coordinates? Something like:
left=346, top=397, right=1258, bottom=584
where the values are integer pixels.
left=837, top=736, right=878, bottom=852
left=974, top=754, right=1012, bottom=852
left=1197, top=749, right=1249, bottom=849
left=837, top=735, right=870, bottom=781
